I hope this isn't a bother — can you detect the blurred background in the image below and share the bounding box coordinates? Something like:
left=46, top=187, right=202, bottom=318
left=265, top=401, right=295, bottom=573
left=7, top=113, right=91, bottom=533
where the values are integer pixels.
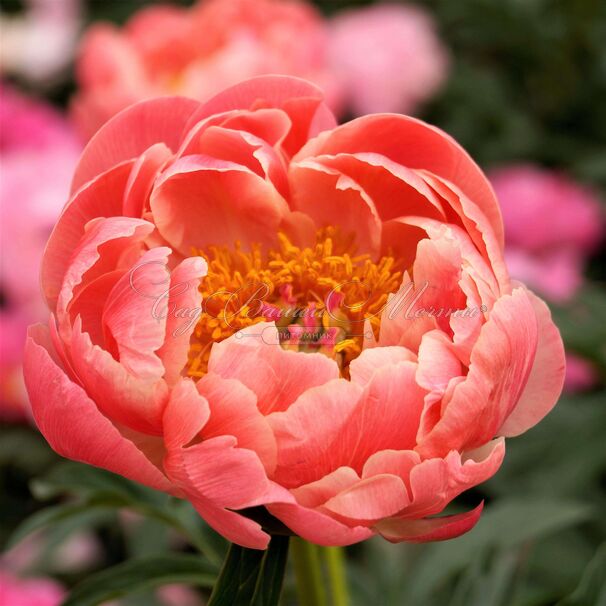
left=1, top=1, right=605, bottom=605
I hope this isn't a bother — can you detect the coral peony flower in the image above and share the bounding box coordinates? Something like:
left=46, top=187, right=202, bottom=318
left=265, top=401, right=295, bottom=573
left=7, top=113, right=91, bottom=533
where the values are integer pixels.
left=0, top=570, right=64, bottom=606
left=24, top=76, right=565, bottom=549
left=329, top=3, right=449, bottom=116
left=489, top=164, right=604, bottom=303
left=0, top=84, right=81, bottom=421
left=71, top=0, right=339, bottom=140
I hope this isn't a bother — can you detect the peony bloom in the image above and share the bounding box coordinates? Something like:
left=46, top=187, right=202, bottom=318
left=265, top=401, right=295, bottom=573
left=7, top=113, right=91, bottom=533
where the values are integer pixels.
left=24, top=76, right=565, bottom=549
left=563, top=353, right=598, bottom=393
left=489, top=164, right=604, bottom=303
left=71, top=0, right=338, bottom=140
left=329, top=3, right=449, bottom=116
left=0, top=84, right=81, bottom=421
left=0, top=571, right=64, bottom=606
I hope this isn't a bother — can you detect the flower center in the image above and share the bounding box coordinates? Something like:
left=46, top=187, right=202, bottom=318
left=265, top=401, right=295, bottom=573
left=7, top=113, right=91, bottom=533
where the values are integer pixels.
left=186, top=228, right=403, bottom=378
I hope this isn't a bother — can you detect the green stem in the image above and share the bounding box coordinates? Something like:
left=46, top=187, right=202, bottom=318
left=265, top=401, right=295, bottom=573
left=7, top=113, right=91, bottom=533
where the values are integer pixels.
left=290, top=538, right=327, bottom=606
left=324, top=546, right=350, bottom=606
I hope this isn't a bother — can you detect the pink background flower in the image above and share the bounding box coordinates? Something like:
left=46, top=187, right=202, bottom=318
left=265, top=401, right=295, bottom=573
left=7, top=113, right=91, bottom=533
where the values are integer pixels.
left=490, top=164, right=604, bottom=303
left=71, top=0, right=339, bottom=139
left=0, top=571, right=64, bottom=606
left=329, top=3, right=450, bottom=116
left=0, top=84, right=81, bottom=420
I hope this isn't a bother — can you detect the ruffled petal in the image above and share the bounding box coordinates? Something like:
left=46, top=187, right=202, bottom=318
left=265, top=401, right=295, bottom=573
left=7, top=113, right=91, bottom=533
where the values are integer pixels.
left=24, top=325, right=171, bottom=492
left=72, top=96, right=199, bottom=192
left=208, top=323, right=339, bottom=415
left=499, top=288, right=565, bottom=436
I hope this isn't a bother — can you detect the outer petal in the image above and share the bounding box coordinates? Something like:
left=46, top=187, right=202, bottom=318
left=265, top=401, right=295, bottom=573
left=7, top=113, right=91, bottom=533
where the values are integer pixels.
left=69, top=320, right=168, bottom=436
left=72, top=96, right=200, bottom=192
left=295, top=114, right=504, bottom=247
left=267, top=503, right=374, bottom=547
left=24, top=325, right=171, bottom=492
left=163, top=379, right=277, bottom=549
left=416, top=289, right=538, bottom=457
left=376, top=502, right=484, bottom=543
left=42, top=162, right=136, bottom=308
left=498, top=289, right=565, bottom=436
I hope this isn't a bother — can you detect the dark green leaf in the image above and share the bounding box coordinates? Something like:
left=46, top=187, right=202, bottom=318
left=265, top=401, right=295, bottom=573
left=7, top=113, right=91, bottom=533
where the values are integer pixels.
left=61, top=554, right=216, bottom=606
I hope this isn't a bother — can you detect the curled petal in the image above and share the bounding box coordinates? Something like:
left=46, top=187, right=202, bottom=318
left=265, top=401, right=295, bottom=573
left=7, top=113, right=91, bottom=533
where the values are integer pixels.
left=24, top=325, right=171, bottom=492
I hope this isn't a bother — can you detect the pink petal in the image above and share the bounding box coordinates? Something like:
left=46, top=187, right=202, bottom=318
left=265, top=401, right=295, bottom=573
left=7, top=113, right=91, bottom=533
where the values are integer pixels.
left=157, top=256, right=207, bottom=384
left=376, top=502, right=484, bottom=543
left=69, top=320, right=169, bottom=435
left=295, top=114, right=504, bottom=247
left=57, top=216, right=153, bottom=327
left=123, top=143, right=172, bottom=217
left=289, top=158, right=382, bottom=256
left=72, top=96, right=199, bottom=192
left=322, top=474, right=409, bottom=525
left=150, top=155, right=289, bottom=255
left=406, top=440, right=504, bottom=518
left=291, top=467, right=361, bottom=508
left=42, top=162, right=136, bottom=309
left=208, top=323, right=339, bottom=415
left=267, top=503, right=374, bottom=547
left=348, top=346, right=417, bottom=387
left=268, top=379, right=363, bottom=487
left=498, top=288, right=565, bottom=436
left=197, top=373, right=277, bottom=474
left=416, top=289, right=538, bottom=457
left=185, top=75, right=337, bottom=158
left=102, top=247, right=171, bottom=379
left=24, top=325, right=171, bottom=492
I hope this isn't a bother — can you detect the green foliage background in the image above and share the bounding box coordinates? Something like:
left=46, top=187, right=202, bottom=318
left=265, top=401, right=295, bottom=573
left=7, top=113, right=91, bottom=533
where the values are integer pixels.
left=1, top=1, right=604, bottom=605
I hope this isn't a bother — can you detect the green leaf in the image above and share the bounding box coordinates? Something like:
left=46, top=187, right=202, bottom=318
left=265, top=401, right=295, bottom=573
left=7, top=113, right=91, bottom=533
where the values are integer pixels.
left=557, top=543, right=606, bottom=606
left=61, top=554, right=216, bottom=606
left=29, top=462, right=225, bottom=565
left=6, top=502, right=112, bottom=550
left=208, top=535, right=290, bottom=606
left=408, top=498, right=593, bottom=602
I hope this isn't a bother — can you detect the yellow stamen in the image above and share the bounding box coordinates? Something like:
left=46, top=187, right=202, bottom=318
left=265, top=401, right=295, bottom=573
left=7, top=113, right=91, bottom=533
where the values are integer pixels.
left=186, top=228, right=402, bottom=378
